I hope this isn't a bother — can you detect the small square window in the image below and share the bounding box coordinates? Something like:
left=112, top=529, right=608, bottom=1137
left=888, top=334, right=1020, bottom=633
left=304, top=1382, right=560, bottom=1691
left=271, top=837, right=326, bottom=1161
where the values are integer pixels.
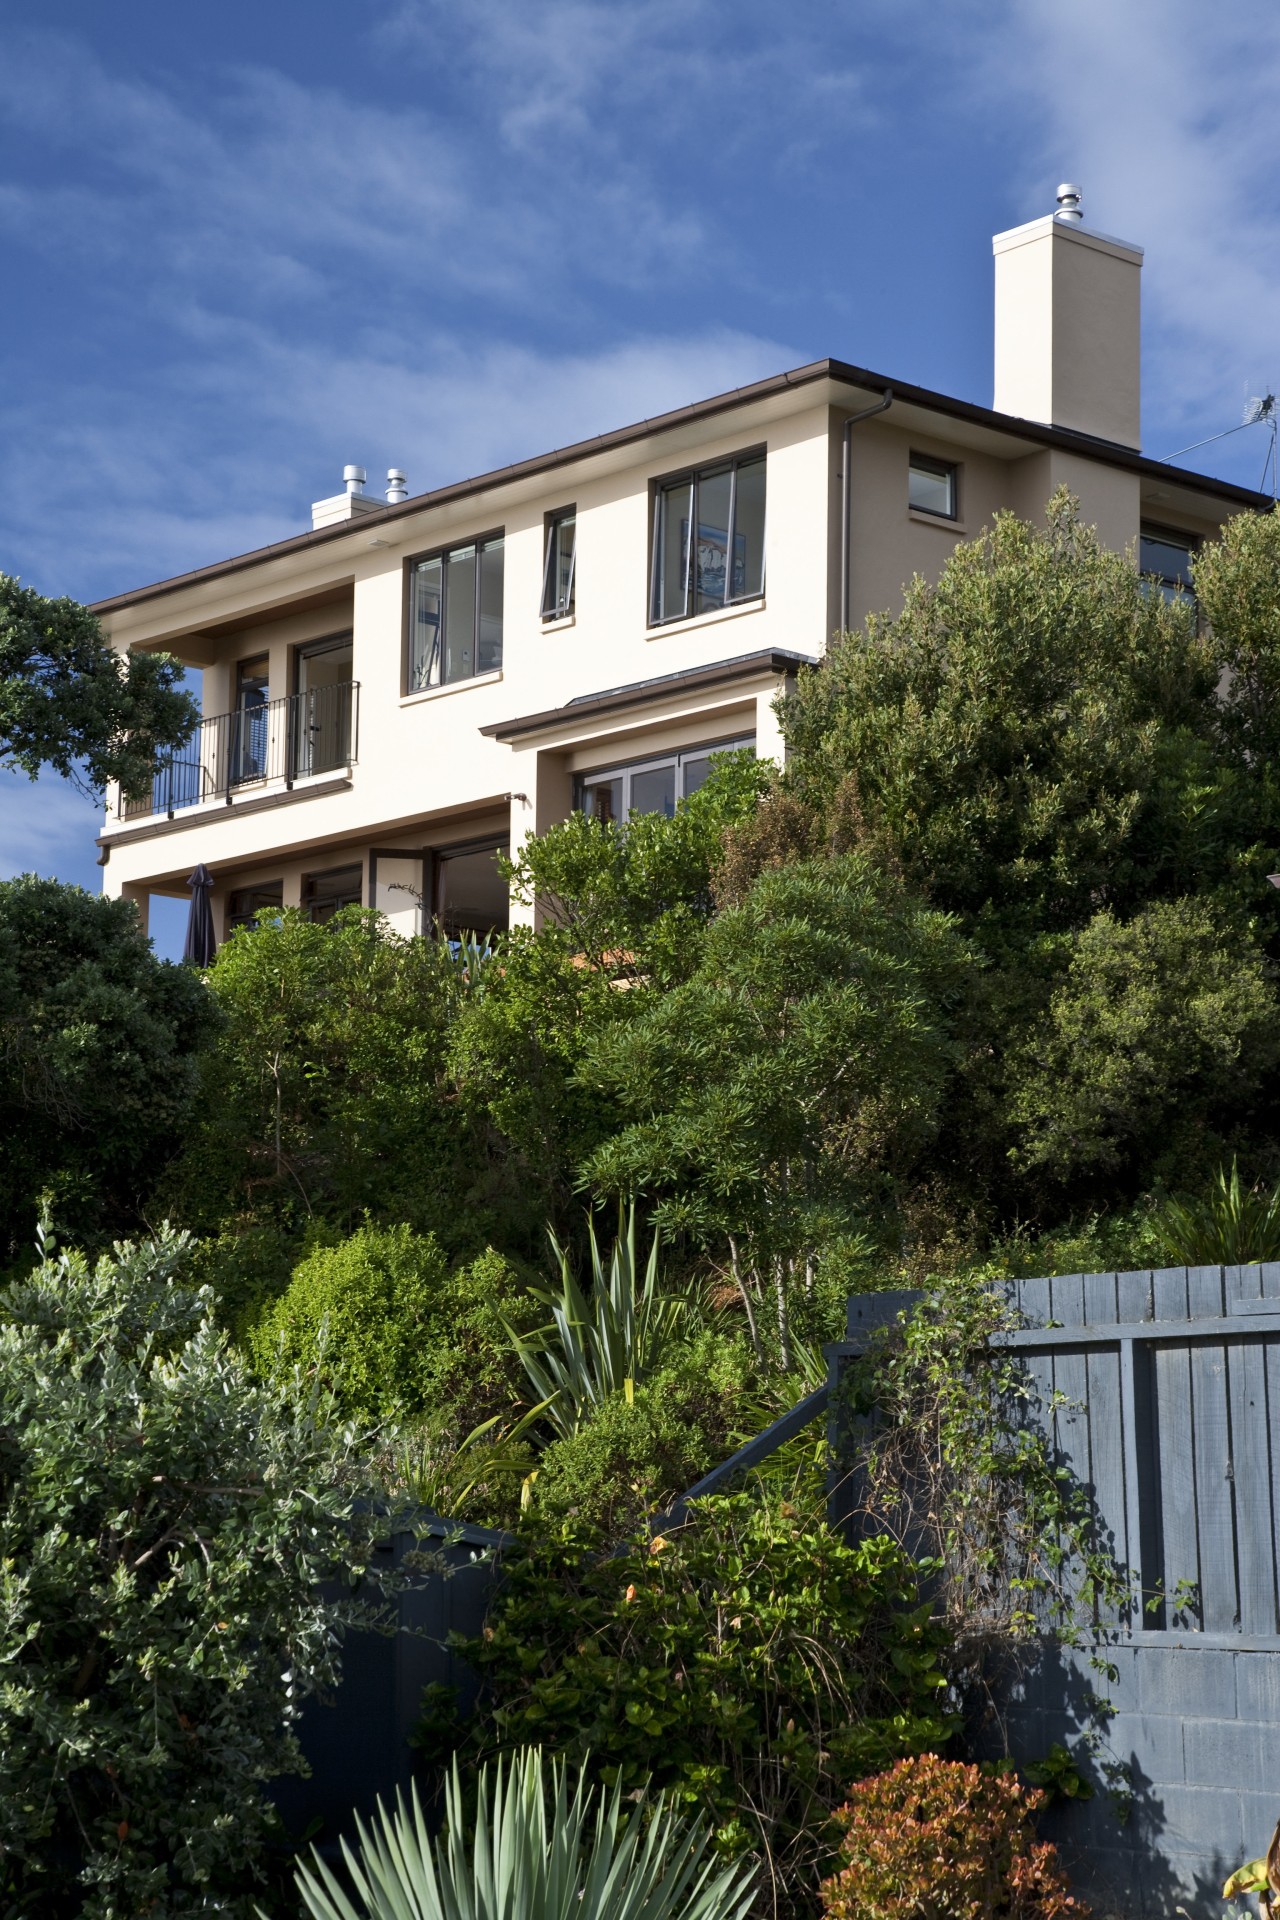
left=542, top=507, right=576, bottom=619
left=908, top=454, right=958, bottom=519
left=302, top=863, right=363, bottom=924
left=226, top=882, right=284, bottom=935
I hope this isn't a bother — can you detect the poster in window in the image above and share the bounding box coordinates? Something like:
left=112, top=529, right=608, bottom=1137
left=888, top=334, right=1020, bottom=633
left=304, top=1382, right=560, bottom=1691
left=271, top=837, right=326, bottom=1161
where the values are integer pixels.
left=682, top=521, right=747, bottom=602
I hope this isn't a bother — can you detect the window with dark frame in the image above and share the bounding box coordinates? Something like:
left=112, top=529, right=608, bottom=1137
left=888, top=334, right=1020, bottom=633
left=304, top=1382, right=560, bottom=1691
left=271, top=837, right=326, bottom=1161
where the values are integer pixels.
left=433, top=838, right=510, bottom=942
left=908, top=453, right=958, bottom=519
left=1140, top=523, right=1198, bottom=603
left=577, top=735, right=756, bottom=824
left=302, top=863, right=363, bottom=924
left=408, top=535, right=504, bottom=691
left=225, top=882, right=284, bottom=935
left=650, top=450, right=766, bottom=624
left=541, top=507, right=576, bottom=619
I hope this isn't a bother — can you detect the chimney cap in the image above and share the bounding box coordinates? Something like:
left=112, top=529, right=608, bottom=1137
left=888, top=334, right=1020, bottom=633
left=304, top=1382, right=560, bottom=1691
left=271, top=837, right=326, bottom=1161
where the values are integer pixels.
left=343, top=464, right=367, bottom=495
left=1055, top=183, right=1084, bottom=222
left=386, top=467, right=408, bottom=503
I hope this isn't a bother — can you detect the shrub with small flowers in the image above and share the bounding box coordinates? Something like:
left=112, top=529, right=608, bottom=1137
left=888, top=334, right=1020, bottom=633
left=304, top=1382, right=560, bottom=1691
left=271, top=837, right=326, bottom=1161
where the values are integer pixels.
left=820, top=1754, right=1087, bottom=1920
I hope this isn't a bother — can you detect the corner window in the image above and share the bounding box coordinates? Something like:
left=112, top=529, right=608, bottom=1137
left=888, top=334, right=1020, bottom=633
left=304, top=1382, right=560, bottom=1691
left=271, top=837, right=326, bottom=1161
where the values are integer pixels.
left=408, top=535, right=504, bottom=691
left=908, top=454, right=958, bottom=519
left=650, top=450, right=765, bottom=624
left=1140, top=523, right=1197, bottom=602
left=303, top=863, right=363, bottom=924
left=226, top=882, right=283, bottom=935
left=541, top=507, right=576, bottom=619
left=434, top=838, right=510, bottom=941
left=578, top=735, right=755, bottom=823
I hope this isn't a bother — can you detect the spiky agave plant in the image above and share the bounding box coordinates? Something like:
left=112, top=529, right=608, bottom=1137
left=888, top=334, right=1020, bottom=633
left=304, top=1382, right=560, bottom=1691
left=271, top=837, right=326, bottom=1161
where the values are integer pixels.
left=291, top=1748, right=758, bottom=1920
left=509, top=1207, right=690, bottom=1442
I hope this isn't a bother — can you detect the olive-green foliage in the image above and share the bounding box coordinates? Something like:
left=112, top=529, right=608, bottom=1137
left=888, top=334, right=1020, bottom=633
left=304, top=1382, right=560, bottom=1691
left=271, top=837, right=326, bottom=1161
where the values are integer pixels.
left=0, top=1228, right=384, bottom=1919
left=580, top=856, right=968, bottom=1355
left=528, top=1329, right=758, bottom=1536
left=0, top=572, right=197, bottom=797
left=505, top=749, right=768, bottom=986
left=0, top=875, right=220, bottom=1262
left=1010, top=899, right=1280, bottom=1186
left=1153, top=1159, right=1280, bottom=1266
left=251, top=1225, right=535, bottom=1430
left=184, top=1218, right=305, bottom=1342
left=162, top=907, right=462, bottom=1239
left=251, top=1223, right=448, bottom=1422
left=779, top=496, right=1225, bottom=937
left=435, top=1479, right=951, bottom=1911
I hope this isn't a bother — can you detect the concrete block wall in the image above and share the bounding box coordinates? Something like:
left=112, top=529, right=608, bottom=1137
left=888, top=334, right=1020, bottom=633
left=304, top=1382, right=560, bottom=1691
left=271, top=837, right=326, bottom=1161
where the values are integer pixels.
left=1000, top=1639, right=1280, bottom=1918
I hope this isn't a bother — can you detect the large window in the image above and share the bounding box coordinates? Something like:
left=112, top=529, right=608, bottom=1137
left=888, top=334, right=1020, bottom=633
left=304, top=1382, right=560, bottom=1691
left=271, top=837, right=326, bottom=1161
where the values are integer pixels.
left=650, top=450, right=765, bottom=624
left=302, top=863, right=363, bottom=924
left=908, top=453, right=958, bottom=519
left=541, top=507, right=576, bottom=619
left=226, top=882, right=283, bottom=935
left=433, top=839, right=510, bottom=940
left=578, top=735, right=755, bottom=824
left=1140, top=523, right=1197, bottom=602
left=408, top=536, right=504, bottom=690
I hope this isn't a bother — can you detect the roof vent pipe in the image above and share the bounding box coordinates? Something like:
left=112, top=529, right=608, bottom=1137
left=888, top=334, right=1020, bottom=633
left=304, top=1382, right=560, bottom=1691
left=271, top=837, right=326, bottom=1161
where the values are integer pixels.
left=386, top=468, right=408, bottom=503
left=1055, top=183, right=1083, bottom=222
left=343, top=464, right=367, bottom=496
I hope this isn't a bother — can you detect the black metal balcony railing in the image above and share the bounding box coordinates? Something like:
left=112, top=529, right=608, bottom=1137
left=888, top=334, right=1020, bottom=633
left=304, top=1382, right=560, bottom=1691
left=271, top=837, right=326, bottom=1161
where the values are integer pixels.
left=120, top=681, right=359, bottom=821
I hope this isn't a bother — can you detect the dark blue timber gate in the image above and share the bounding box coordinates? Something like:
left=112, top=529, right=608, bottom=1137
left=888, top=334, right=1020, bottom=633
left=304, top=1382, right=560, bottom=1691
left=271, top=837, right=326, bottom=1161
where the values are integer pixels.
left=991, top=1264, right=1280, bottom=1918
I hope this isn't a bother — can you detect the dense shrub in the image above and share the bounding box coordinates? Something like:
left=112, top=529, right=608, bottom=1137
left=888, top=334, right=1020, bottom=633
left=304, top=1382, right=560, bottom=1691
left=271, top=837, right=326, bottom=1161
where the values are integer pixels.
left=435, top=1479, right=951, bottom=1905
left=0, top=875, right=219, bottom=1261
left=820, top=1755, right=1085, bottom=1920
left=250, top=1222, right=450, bottom=1421
left=0, top=1228, right=384, bottom=1918
left=528, top=1329, right=757, bottom=1535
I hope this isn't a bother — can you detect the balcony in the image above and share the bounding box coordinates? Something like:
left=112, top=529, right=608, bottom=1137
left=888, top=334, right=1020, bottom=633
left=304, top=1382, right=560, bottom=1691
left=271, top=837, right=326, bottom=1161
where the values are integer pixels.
left=119, top=682, right=359, bottom=822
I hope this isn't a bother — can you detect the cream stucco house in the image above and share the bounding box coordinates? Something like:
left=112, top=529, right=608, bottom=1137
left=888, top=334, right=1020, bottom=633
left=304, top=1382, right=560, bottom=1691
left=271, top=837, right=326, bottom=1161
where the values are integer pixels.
left=94, top=191, right=1272, bottom=944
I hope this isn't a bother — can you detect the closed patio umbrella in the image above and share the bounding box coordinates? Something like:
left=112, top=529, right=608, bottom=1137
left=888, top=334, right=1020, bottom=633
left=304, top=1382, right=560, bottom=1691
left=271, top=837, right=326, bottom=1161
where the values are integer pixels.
left=183, top=864, right=217, bottom=967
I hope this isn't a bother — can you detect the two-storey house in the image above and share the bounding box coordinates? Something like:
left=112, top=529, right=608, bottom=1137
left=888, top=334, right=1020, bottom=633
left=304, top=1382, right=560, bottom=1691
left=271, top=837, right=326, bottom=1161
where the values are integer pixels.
left=93, top=191, right=1273, bottom=944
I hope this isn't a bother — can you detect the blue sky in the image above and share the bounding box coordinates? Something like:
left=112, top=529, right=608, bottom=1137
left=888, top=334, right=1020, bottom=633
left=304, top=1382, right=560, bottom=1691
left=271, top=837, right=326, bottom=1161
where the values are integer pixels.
left=4, top=0, right=1280, bottom=957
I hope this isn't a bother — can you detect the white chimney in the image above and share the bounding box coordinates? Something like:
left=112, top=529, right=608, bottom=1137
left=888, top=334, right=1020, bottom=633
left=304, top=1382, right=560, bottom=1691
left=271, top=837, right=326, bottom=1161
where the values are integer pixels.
left=385, top=468, right=408, bottom=503
left=993, top=185, right=1142, bottom=449
left=311, top=463, right=386, bottom=530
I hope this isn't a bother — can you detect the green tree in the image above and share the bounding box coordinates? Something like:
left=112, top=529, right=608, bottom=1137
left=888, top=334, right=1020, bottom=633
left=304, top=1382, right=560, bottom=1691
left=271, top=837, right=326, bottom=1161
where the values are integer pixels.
left=162, top=907, right=463, bottom=1239
left=0, top=574, right=196, bottom=797
left=777, top=494, right=1227, bottom=939
left=579, top=858, right=968, bottom=1361
left=1010, top=898, right=1280, bottom=1188
left=0, top=876, right=219, bottom=1262
left=0, top=1227, right=386, bottom=1918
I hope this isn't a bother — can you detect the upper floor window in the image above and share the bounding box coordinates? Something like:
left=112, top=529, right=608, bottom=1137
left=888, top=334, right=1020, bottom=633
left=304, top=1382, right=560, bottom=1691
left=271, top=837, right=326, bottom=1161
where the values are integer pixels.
left=542, top=507, right=576, bottom=619
left=908, top=453, right=958, bottom=519
left=408, top=535, right=504, bottom=691
left=578, top=734, right=756, bottom=823
left=1140, top=523, right=1197, bottom=602
left=650, top=450, right=765, bottom=625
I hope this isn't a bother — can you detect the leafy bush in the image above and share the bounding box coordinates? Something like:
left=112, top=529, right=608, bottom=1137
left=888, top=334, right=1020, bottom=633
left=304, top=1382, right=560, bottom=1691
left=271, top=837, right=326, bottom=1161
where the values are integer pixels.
left=296, top=1748, right=757, bottom=1920
left=0, top=1227, right=384, bottom=1918
left=1010, top=899, right=1280, bottom=1188
left=1152, top=1158, right=1280, bottom=1266
left=820, top=1755, right=1085, bottom=1920
left=434, top=1478, right=951, bottom=1904
left=250, top=1222, right=450, bottom=1421
left=528, top=1329, right=758, bottom=1536
left=163, top=907, right=464, bottom=1238
left=0, top=875, right=219, bottom=1261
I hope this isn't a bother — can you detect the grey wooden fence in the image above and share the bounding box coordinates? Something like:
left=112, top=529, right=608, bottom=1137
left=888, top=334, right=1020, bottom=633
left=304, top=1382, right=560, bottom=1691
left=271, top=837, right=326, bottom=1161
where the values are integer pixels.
left=991, top=1264, right=1280, bottom=1918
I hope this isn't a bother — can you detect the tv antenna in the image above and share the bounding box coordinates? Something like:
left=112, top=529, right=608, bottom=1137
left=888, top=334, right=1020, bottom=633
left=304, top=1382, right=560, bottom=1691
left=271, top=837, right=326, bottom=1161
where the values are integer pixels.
left=1159, top=393, right=1278, bottom=501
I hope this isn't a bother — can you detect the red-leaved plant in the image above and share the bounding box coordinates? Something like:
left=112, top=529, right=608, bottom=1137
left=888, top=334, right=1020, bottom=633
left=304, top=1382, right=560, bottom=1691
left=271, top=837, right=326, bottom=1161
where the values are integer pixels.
left=820, top=1754, right=1088, bottom=1920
